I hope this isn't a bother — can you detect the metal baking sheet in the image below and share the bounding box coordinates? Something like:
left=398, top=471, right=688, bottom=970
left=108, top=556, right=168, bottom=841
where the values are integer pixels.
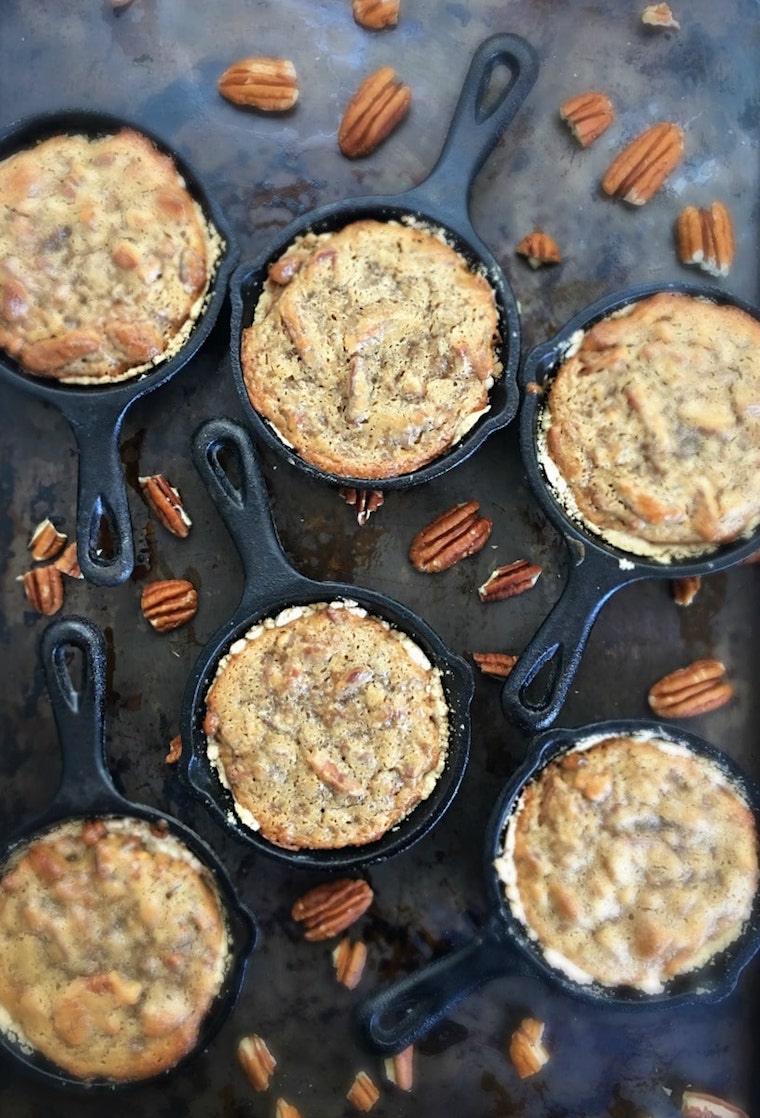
left=1, top=1, right=759, bottom=1115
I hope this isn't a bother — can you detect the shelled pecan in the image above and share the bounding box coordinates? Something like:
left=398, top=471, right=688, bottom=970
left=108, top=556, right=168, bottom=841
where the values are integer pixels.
left=602, top=122, right=684, bottom=205
left=478, top=560, right=542, bottom=602
left=20, top=566, right=64, bottom=616
left=237, top=1033, right=277, bottom=1091
left=338, top=486, right=384, bottom=525
left=675, top=201, right=735, bottom=277
left=332, top=937, right=368, bottom=989
left=409, top=501, right=491, bottom=573
left=472, top=652, right=519, bottom=679
left=338, top=66, right=411, bottom=158
left=671, top=575, right=701, bottom=607
left=384, top=1045, right=414, bottom=1091
left=347, top=1070, right=380, bottom=1111
left=352, top=0, right=399, bottom=29
left=560, top=90, right=615, bottom=147
left=515, top=230, right=562, bottom=268
left=53, top=542, right=82, bottom=579
left=141, top=579, right=198, bottom=632
left=648, top=659, right=733, bottom=718
left=28, top=517, right=67, bottom=561
left=139, top=474, right=192, bottom=538
left=642, top=3, right=680, bottom=28
left=292, top=878, right=373, bottom=941
left=508, top=1017, right=550, bottom=1079
left=681, top=1089, right=748, bottom=1118
left=218, top=57, right=299, bottom=111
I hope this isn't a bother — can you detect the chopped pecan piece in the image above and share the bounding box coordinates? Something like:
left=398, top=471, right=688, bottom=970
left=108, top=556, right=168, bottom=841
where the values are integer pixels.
left=478, top=560, right=542, bottom=602
left=141, top=579, right=198, bottom=632
left=218, top=57, right=299, bottom=111
left=275, top=1100, right=302, bottom=1118
left=139, top=474, right=192, bottom=538
left=339, top=66, right=411, bottom=158
left=473, top=652, right=519, bottom=679
left=648, top=659, right=733, bottom=718
left=681, top=1090, right=748, bottom=1118
left=53, top=541, right=83, bottom=579
left=642, top=3, right=679, bottom=27
left=338, top=486, right=384, bottom=526
left=292, top=878, right=373, bottom=941
left=675, top=202, right=735, bottom=277
left=28, top=517, right=67, bottom=561
left=165, top=734, right=183, bottom=764
left=237, top=1033, right=277, bottom=1091
left=560, top=90, right=615, bottom=147
left=515, top=230, right=562, bottom=268
left=20, top=566, right=64, bottom=616
left=508, top=1017, right=550, bottom=1079
left=352, top=0, right=399, bottom=29
left=409, top=501, right=492, bottom=573
left=602, top=122, right=684, bottom=205
left=347, top=1070, right=380, bottom=1111
left=332, top=937, right=368, bottom=989
left=671, top=575, right=701, bottom=606
left=383, top=1045, right=414, bottom=1091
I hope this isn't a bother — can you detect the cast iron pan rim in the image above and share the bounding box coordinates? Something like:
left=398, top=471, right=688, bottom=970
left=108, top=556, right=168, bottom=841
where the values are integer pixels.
left=517, top=278, right=760, bottom=576
left=227, top=198, right=521, bottom=493
left=0, top=107, right=240, bottom=403
left=180, top=578, right=474, bottom=872
left=483, top=717, right=760, bottom=1008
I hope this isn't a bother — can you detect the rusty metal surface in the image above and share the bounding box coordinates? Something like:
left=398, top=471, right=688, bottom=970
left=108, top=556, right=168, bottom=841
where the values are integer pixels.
left=0, top=1, right=759, bottom=1115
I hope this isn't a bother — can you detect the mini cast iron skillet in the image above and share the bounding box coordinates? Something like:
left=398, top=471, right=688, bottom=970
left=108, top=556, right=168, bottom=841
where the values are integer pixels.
left=356, top=718, right=760, bottom=1057
left=179, top=417, right=472, bottom=871
left=0, top=615, right=256, bottom=1089
left=0, top=110, right=238, bottom=587
left=228, top=33, right=538, bottom=490
left=500, top=280, right=760, bottom=732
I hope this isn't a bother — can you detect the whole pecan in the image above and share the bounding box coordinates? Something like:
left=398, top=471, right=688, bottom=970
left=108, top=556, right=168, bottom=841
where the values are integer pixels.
left=478, top=560, right=542, bottom=602
left=218, top=57, right=299, bottom=111
left=648, top=659, right=733, bottom=718
left=237, top=1034, right=277, bottom=1091
left=384, top=1045, right=414, bottom=1091
left=409, top=500, right=492, bottom=573
left=332, top=937, right=368, bottom=989
left=472, top=652, right=519, bottom=679
left=559, top=90, right=615, bottom=147
left=675, top=201, right=735, bottom=277
left=515, top=230, right=562, bottom=268
left=292, top=878, right=373, bottom=941
left=20, top=566, right=64, bottom=616
left=139, top=474, right=192, bottom=538
left=141, top=579, right=198, bottom=632
left=602, top=122, right=684, bottom=205
left=338, top=66, right=411, bottom=158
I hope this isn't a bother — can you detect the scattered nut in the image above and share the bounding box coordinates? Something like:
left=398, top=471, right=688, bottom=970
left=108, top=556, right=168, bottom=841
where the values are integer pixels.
left=53, top=541, right=83, bottom=579
left=338, top=487, right=384, bottom=526
left=139, top=474, right=192, bottom=538
left=141, top=579, right=198, bottom=632
left=237, top=1033, right=277, bottom=1091
left=478, top=560, right=542, bottom=602
left=671, top=575, right=701, bottom=607
left=20, top=566, right=64, bottom=616
left=275, top=1100, right=302, bottom=1118
left=409, top=501, right=492, bottom=573
left=338, top=66, right=411, bottom=158
left=347, top=1070, right=380, bottom=1111
left=383, top=1045, right=414, bottom=1091
left=332, top=937, right=368, bottom=989
left=675, top=202, right=735, bottom=277
left=473, top=652, right=519, bottom=679
left=559, top=90, right=615, bottom=147
left=165, top=734, right=183, bottom=764
left=642, top=3, right=679, bottom=28
left=515, top=230, right=562, bottom=268
left=28, top=517, right=67, bottom=561
left=352, top=0, right=399, bottom=29
left=218, top=57, right=299, bottom=111
left=602, top=122, right=684, bottom=205
left=508, top=1017, right=550, bottom=1079
left=648, top=659, right=733, bottom=718
left=681, top=1089, right=748, bottom=1118
left=292, top=878, right=374, bottom=941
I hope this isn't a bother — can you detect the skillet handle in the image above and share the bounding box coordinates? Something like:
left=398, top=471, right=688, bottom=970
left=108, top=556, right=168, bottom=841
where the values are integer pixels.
left=39, top=615, right=122, bottom=817
left=70, top=409, right=134, bottom=586
left=354, top=915, right=524, bottom=1055
left=501, top=548, right=637, bottom=732
left=407, top=33, right=539, bottom=217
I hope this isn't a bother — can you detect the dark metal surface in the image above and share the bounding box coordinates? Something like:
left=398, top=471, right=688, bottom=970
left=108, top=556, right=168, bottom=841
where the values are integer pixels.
left=0, top=1, right=759, bottom=1116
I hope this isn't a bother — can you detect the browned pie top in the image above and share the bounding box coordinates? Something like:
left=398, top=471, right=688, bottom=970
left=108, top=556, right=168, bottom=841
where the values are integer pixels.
left=240, top=218, right=502, bottom=479
left=0, top=128, right=221, bottom=384
left=203, top=600, right=450, bottom=849
left=0, top=818, right=228, bottom=1081
left=540, top=292, right=760, bottom=558
left=495, top=733, right=759, bottom=993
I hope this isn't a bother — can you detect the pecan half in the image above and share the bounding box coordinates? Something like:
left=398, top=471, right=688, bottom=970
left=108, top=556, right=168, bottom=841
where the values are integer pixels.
left=338, top=66, right=411, bottom=158
left=675, top=201, right=735, bottom=277
left=218, top=57, right=299, bottom=111
left=141, top=579, right=198, bottom=632
left=275, top=1100, right=302, bottom=1118
left=383, top=1045, right=414, bottom=1091
left=478, top=560, right=542, bottom=602
left=20, top=566, right=64, bottom=616
left=473, top=652, right=519, bottom=679
left=515, top=230, right=562, bottom=268
left=338, top=487, right=384, bottom=526
left=28, top=517, right=67, bottom=561
left=347, top=1070, right=380, bottom=1112
left=602, top=122, right=684, bottom=205
left=648, top=659, right=733, bottom=718
left=642, top=3, right=680, bottom=28
left=409, top=501, right=492, bottom=573
left=53, top=542, right=83, bottom=579
left=332, top=937, right=368, bottom=989
left=559, top=90, right=615, bottom=147
left=508, top=1017, right=550, bottom=1079
left=352, top=0, right=399, bottom=29
left=165, top=734, right=183, bottom=764
left=292, top=878, right=373, bottom=941
left=139, top=474, right=192, bottom=538
left=237, top=1033, right=277, bottom=1091
left=681, top=1090, right=748, bottom=1118
left=671, top=575, right=701, bottom=607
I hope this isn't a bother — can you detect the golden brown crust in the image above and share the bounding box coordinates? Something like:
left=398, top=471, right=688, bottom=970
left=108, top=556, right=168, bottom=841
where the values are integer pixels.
left=0, top=129, right=221, bottom=384
left=241, top=219, right=501, bottom=479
